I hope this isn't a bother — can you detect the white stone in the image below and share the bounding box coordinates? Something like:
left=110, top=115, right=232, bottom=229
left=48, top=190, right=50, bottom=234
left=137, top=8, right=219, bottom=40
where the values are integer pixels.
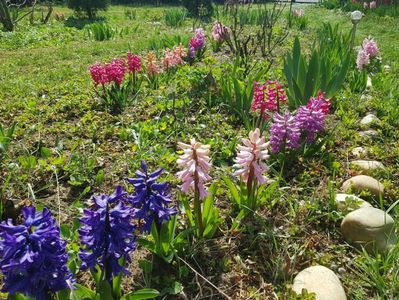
left=292, top=265, right=347, bottom=300
left=335, top=193, right=372, bottom=212
left=359, top=130, right=378, bottom=139
left=342, top=175, right=384, bottom=197
left=352, top=147, right=368, bottom=158
left=350, top=160, right=385, bottom=171
left=360, top=114, right=380, bottom=126
left=341, top=207, right=396, bottom=253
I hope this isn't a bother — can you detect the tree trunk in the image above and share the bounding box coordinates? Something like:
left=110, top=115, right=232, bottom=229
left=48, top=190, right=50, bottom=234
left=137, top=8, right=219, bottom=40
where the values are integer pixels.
left=0, top=0, right=14, bottom=31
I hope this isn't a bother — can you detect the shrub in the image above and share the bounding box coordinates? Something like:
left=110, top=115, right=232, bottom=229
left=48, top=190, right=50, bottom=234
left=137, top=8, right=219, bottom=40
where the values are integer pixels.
left=182, top=0, right=213, bottom=19
left=67, top=0, right=110, bottom=19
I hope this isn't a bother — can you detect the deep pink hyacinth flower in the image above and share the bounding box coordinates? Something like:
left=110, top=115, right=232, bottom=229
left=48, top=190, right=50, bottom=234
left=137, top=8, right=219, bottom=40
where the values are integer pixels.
left=127, top=53, right=141, bottom=73
left=252, top=80, right=287, bottom=118
left=89, top=62, right=108, bottom=86
left=370, top=0, right=376, bottom=8
left=104, top=58, right=127, bottom=86
left=176, top=139, right=211, bottom=200
left=234, top=128, right=270, bottom=185
left=362, top=38, right=379, bottom=58
left=270, top=112, right=301, bottom=153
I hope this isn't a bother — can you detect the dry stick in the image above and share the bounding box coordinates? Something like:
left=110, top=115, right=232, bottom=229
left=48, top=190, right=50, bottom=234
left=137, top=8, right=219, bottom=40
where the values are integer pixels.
left=54, top=168, right=61, bottom=226
left=177, top=257, right=233, bottom=300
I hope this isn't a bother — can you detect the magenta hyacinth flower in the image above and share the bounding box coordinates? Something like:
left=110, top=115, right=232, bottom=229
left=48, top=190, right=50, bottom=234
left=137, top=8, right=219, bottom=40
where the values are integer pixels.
left=251, top=80, right=287, bottom=118
left=127, top=53, right=142, bottom=73
left=306, top=91, right=331, bottom=115
left=234, top=128, right=270, bottom=185
left=189, top=28, right=206, bottom=58
left=89, top=62, right=108, bottom=86
left=270, top=112, right=301, bottom=153
left=176, top=139, right=211, bottom=200
left=104, top=58, right=127, bottom=86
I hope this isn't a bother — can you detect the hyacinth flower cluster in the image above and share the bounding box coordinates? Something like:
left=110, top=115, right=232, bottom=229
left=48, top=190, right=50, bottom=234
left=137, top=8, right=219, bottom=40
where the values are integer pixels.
left=189, top=28, right=206, bottom=60
left=79, top=186, right=136, bottom=283
left=293, top=8, right=305, bottom=17
left=89, top=53, right=144, bottom=112
left=269, top=91, right=330, bottom=153
left=251, top=80, right=287, bottom=120
left=126, top=161, right=177, bottom=234
left=363, top=1, right=377, bottom=9
left=177, top=139, right=212, bottom=236
left=161, top=44, right=187, bottom=71
left=356, top=37, right=380, bottom=71
left=0, top=207, right=73, bottom=300
left=233, top=128, right=270, bottom=211
left=212, top=21, right=230, bottom=44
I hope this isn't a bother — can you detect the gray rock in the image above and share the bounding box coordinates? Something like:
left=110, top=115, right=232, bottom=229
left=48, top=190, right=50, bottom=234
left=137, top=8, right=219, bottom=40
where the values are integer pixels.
left=341, top=207, right=396, bottom=253
left=352, top=147, right=368, bottom=158
left=360, top=114, right=380, bottom=127
left=292, top=265, right=347, bottom=300
left=359, top=129, right=378, bottom=139
left=350, top=160, right=385, bottom=171
left=335, top=193, right=372, bottom=212
left=342, top=175, right=384, bottom=197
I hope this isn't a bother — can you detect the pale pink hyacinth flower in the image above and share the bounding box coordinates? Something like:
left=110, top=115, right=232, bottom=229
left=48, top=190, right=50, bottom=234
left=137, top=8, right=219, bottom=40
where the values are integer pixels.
left=362, top=37, right=379, bottom=58
left=176, top=139, right=212, bottom=200
left=234, top=128, right=270, bottom=186
left=356, top=49, right=370, bottom=70
left=363, top=2, right=369, bottom=8
left=370, top=0, right=376, bottom=8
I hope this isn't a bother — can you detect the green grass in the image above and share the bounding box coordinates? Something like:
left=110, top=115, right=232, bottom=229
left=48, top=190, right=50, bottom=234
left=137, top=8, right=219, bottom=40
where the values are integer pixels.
left=0, top=4, right=399, bottom=299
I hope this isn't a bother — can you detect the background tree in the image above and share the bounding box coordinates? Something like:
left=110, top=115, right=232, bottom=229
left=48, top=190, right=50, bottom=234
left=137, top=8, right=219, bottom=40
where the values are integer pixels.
left=182, top=0, right=213, bottom=20
left=67, top=0, right=110, bottom=19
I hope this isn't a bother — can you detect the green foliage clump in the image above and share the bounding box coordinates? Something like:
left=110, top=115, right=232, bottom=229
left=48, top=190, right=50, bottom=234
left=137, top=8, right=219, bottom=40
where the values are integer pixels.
left=67, top=0, right=110, bottom=19
left=182, top=0, right=213, bottom=19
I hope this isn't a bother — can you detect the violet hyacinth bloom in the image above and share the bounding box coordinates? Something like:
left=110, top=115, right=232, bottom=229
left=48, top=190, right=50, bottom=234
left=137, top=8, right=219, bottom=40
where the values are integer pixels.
left=234, top=128, right=270, bottom=185
left=295, top=99, right=327, bottom=143
left=0, top=207, right=72, bottom=300
left=79, top=186, right=136, bottom=282
left=270, top=112, right=301, bottom=153
left=177, top=139, right=211, bottom=200
left=126, top=161, right=177, bottom=233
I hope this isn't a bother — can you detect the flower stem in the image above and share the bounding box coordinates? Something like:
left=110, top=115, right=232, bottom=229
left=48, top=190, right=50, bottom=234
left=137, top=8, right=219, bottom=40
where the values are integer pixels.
left=194, top=190, right=204, bottom=238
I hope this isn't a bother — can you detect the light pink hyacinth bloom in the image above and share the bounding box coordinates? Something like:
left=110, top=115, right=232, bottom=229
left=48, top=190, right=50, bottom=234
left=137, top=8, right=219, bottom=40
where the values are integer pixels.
left=370, top=0, right=376, bottom=8
left=356, top=49, right=370, bottom=70
left=176, top=139, right=212, bottom=200
left=234, top=128, right=270, bottom=186
left=362, top=38, right=379, bottom=58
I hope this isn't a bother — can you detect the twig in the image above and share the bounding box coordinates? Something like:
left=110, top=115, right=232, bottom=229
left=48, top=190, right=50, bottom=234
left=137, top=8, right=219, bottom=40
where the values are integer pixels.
left=177, top=256, right=233, bottom=300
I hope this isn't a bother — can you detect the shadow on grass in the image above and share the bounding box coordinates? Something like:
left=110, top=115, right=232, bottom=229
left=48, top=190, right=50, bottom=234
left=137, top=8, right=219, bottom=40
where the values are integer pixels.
left=64, top=16, right=106, bottom=29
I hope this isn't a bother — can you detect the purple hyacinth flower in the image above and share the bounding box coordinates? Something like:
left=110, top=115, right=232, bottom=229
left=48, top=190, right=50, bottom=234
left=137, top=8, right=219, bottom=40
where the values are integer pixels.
left=295, top=101, right=326, bottom=143
left=270, top=112, right=301, bottom=153
left=78, top=186, right=136, bottom=282
left=127, top=161, right=177, bottom=233
left=0, top=207, right=73, bottom=300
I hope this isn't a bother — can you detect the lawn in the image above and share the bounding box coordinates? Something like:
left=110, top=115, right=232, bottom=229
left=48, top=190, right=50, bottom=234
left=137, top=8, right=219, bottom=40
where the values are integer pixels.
left=1, top=2, right=399, bottom=299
